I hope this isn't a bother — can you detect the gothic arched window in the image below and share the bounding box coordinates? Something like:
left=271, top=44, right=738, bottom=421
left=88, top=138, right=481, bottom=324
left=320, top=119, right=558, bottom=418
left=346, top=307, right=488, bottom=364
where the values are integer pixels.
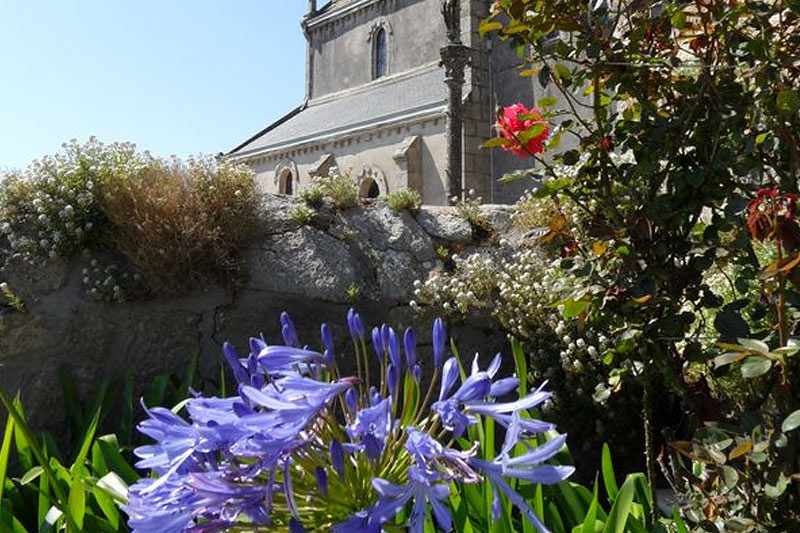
left=279, top=171, right=294, bottom=195
left=373, top=27, right=388, bottom=80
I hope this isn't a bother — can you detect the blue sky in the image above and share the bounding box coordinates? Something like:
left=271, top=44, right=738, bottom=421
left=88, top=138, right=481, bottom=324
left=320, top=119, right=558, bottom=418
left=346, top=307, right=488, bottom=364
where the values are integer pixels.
left=0, top=1, right=308, bottom=170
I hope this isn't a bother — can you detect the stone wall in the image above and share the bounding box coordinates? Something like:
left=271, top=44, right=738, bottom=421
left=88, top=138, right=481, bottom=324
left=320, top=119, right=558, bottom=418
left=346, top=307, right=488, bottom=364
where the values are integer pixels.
left=0, top=194, right=516, bottom=431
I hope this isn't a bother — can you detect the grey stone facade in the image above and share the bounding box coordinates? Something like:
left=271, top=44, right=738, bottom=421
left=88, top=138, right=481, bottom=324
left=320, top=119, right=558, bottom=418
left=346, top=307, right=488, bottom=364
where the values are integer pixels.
left=227, top=0, right=562, bottom=205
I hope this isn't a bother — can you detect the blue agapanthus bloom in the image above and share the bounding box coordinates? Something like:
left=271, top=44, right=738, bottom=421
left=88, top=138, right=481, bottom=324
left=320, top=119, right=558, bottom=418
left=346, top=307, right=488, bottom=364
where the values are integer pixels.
left=123, top=310, right=573, bottom=533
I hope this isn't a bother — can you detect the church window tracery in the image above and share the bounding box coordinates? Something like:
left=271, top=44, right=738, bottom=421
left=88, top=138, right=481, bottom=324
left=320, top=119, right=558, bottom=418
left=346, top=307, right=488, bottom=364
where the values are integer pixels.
left=373, top=27, right=388, bottom=79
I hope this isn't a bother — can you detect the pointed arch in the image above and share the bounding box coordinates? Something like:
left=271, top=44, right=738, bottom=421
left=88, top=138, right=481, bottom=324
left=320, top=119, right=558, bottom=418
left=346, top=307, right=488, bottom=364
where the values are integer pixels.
left=368, top=18, right=393, bottom=80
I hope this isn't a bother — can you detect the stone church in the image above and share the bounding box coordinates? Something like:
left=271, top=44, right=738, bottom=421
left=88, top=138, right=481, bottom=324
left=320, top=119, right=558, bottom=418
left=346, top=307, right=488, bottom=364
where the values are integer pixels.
left=227, top=0, right=553, bottom=205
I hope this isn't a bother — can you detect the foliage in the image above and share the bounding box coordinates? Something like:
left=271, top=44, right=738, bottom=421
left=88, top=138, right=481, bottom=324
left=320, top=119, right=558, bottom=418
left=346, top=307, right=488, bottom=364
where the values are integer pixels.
left=385, top=188, right=422, bottom=212
left=483, top=0, right=800, bottom=528
left=299, top=186, right=324, bottom=209
left=291, top=205, right=315, bottom=227
left=0, top=387, right=134, bottom=533
left=103, top=156, right=259, bottom=294
left=310, top=166, right=359, bottom=211
left=0, top=139, right=260, bottom=296
left=454, top=189, right=493, bottom=239
left=0, top=281, right=25, bottom=313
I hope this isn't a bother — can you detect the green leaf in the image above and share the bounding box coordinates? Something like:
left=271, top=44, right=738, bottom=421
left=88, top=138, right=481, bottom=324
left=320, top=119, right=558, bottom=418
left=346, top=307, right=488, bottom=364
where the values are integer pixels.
left=518, top=123, right=548, bottom=143
left=67, top=479, right=85, bottom=530
left=581, top=476, right=600, bottom=533
left=12, top=398, right=33, bottom=473
left=777, top=90, right=800, bottom=115
left=483, top=137, right=512, bottom=149
left=737, top=338, right=769, bottom=354
left=601, top=444, right=619, bottom=501
left=602, top=475, right=636, bottom=533
left=562, top=299, right=589, bottom=319
left=533, top=178, right=572, bottom=198
left=755, top=132, right=770, bottom=145
left=92, top=486, right=120, bottom=529
left=554, top=63, right=571, bottom=81
left=740, top=356, right=772, bottom=378
left=538, top=96, right=558, bottom=108
left=671, top=11, right=687, bottom=29
left=18, top=465, right=44, bottom=486
left=96, top=436, right=139, bottom=485
left=512, top=338, right=528, bottom=397
left=0, top=387, right=76, bottom=529
left=38, top=457, right=51, bottom=526
left=782, top=409, right=800, bottom=433
left=479, top=20, right=503, bottom=35
left=71, top=410, right=99, bottom=473
left=673, top=508, right=689, bottom=533
left=764, top=474, right=789, bottom=498
left=0, top=499, right=31, bottom=533
left=722, top=465, right=739, bottom=489
left=0, top=409, right=14, bottom=503
left=629, top=474, right=653, bottom=529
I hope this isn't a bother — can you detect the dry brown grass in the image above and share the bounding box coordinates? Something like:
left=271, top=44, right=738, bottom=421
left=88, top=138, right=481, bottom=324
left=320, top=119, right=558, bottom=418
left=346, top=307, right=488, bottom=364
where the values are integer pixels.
left=103, top=158, right=259, bottom=294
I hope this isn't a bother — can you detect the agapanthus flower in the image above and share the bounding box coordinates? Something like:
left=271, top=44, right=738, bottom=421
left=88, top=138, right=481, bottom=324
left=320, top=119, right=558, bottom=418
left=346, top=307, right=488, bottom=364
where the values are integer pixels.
left=125, top=311, right=571, bottom=533
left=347, top=396, right=392, bottom=461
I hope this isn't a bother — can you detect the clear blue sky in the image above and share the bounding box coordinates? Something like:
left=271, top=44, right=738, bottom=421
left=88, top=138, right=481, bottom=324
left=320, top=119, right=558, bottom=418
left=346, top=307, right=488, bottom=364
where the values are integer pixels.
left=0, top=1, right=309, bottom=170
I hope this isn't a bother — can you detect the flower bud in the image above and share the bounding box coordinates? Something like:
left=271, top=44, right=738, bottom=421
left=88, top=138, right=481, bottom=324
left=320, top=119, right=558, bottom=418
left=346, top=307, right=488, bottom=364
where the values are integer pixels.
left=280, top=312, right=299, bottom=347
left=314, top=467, right=328, bottom=498
left=403, top=327, right=417, bottom=369
left=345, top=388, right=358, bottom=414
left=433, top=318, right=446, bottom=368
left=330, top=439, right=345, bottom=478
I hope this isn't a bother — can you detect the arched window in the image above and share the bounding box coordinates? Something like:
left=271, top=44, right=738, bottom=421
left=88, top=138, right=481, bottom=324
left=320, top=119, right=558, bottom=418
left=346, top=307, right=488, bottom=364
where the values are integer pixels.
left=373, top=27, right=388, bottom=79
left=279, top=171, right=294, bottom=195
left=360, top=178, right=381, bottom=199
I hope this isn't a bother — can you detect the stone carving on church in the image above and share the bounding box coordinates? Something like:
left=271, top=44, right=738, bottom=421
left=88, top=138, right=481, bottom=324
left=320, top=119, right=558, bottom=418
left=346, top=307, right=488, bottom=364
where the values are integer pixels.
left=309, top=153, right=337, bottom=179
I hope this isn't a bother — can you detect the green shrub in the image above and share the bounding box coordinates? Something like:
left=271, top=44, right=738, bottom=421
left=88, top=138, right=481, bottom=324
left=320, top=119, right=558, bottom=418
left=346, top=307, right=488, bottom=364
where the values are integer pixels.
left=290, top=205, right=315, bottom=226
left=312, top=167, right=359, bottom=211
left=299, top=186, right=324, bottom=209
left=454, top=189, right=492, bottom=238
left=386, top=188, right=421, bottom=211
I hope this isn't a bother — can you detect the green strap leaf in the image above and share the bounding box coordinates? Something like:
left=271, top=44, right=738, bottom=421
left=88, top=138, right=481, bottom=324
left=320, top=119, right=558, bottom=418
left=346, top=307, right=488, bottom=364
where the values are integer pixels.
left=67, top=479, right=85, bottom=531
left=602, top=475, right=637, bottom=533
left=601, top=444, right=619, bottom=502
left=580, top=476, right=600, bottom=533
left=0, top=410, right=14, bottom=503
left=71, top=410, right=99, bottom=474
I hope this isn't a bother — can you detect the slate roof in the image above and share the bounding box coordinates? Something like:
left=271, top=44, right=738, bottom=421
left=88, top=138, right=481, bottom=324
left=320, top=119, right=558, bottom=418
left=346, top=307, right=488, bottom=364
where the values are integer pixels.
left=228, top=67, right=446, bottom=159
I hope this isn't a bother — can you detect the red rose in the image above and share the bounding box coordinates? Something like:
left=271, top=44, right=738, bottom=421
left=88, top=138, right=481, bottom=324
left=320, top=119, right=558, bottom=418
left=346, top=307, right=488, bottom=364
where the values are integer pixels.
left=495, top=103, right=550, bottom=158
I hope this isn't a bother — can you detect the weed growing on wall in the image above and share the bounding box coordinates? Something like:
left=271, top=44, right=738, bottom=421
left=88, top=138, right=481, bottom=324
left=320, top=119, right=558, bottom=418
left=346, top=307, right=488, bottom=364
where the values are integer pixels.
left=0, top=138, right=260, bottom=296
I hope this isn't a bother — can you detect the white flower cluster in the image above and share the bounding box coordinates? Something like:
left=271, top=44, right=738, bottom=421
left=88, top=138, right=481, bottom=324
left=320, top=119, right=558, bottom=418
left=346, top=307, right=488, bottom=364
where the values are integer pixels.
left=413, top=245, right=610, bottom=387
left=411, top=251, right=500, bottom=313
left=0, top=137, right=149, bottom=261
left=81, top=258, right=141, bottom=303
